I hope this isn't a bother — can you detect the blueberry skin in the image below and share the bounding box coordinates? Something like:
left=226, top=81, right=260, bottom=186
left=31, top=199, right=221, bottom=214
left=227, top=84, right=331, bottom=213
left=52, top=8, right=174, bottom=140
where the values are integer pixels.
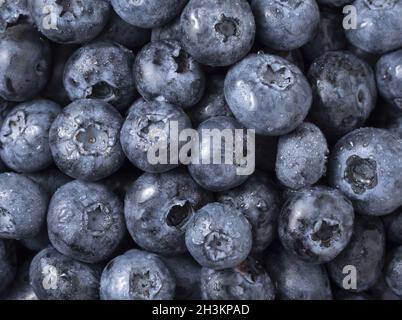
left=345, top=0, right=402, bottom=54
left=134, top=40, right=205, bottom=109
left=124, top=168, right=213, bottom=256
left=383, top=208, right=402, bottom=245
left=47, top=180, right=126, bottom=263
left=0, top=173, right=48, bottom=239
left=302, top=8, right=347, bottom=62
left=201, top=257, right=275, bottom=300
left=276, top=122, right=329, bottom=190
left=151, top=17, right=181, bottom=42
left=0, top=25, right=51, bottom=102
left=25, top=167, right=73, bottom=196
left=0, top=99, right=61, bottom=173
left=279, top=186, right=355, bottom=264
left=185, top=202, right=252, bottom=270
left=111, top=0, right=187, bottom=29
left=95, top=12, right=151, bottom=52
left=259, top=47, right=305, bottom=73
left=0, top=240, right=17, bottom=294
left=29, top=247, right=100, bottom=300
left=308, top=51, right=377, bottom=139
left=251, top=0, right=320, bottom=51
left=387, top=115, right=402, bottom=139
left=121, top=99, right=192, bottom=173
left=366, top=274, right=402, bottom=300
left=49, top=99, right=125, bottom=181
left=162, top=254, right=202, bottom=300
left=188, top=116, right=251, bottom=192
left=225, top=54, right=312, bottom=136
left=217, top=173, right=280, bottom=252
left=180, top=0, right=256, bottom=67
left=385, top=247, right=402, bottom=297
left=187, top=75, right=233, bottom=127
left=29, top=0, right=111, bottom=44
left=265, top=244, right=333, bottom=300
left=20, top=226, right=50, bottom=252
left=376, top=49, right=402, bottom=111
left=0, top=0, right=32, bottom=33
left=64, top=42, right=136, bottom=111
left=328, top=215, right=385, bottom=292
left=328, top=128, right=402, bottom=216
left=100, top=249, right=176, bottom=300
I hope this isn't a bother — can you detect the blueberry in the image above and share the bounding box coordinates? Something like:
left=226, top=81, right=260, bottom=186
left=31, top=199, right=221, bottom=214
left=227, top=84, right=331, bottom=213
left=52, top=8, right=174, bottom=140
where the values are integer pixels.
left=64, top=42, right=136, bottom=111
left=258, top=47, right=305, bottom=72
left=308, top=51, right=377, bottom=139
left=0, top=25, right=51, bottom=102
left=0, top=0, right=32, bottom=33
left=278, top=186, right=355, bottom=264
left=100, top=249, right=176, bottom=300
left=124, top=168, right=213, bottom=256
left=0, top=239, right=17, bottom=294
left=376, top=49, right=402, bottom=111
left=386, top=114, right=402, bottom=138
left=161, top=254, right=202, bottom=300
left=276, top=122, right=329, bottom=190
left=95, top=12, right=151, bottom=52
left=328, top=128, right=402, bottom=216
left=185, top=202, right=252, bottom=270
left=1, top=260, right=38, bottom=300
left=0, top=99, right=61, bottom=173
left=385, top=246, right=402, bottom=297
left=265, top=243, right=333, bottom=300
left=25, top=167, right=73, bottom=196
left=0, top=173, right=48, bottom=239
left=180, top=0, right=256, bottom=67
left=217, top=173, right=280, bottom=252
left=29, top=247, right=100, bottom=300
left=49, top=99, right=125, bottom=181
left=111, top=0, right=187, bottom=29
left=134, top=40, right=205, bottom=109
left=121, top=99, right=192, bottom=173
left=224, top=53, right=312, bottom=136
left=328, top=215, right=385, bottom=292
left=345, top=0, right=402, bottom=54
left=302, top=8, right=347, bottom=62
left=20, top=227, right=50, bottom=252
left=366, top=275, right=402, bottom=300
left=188, top=116, right=251, bottom=192
left=383, top=208, right=402, bottom=245
left=29, top=0, right=111, bottom=44
left=187, top=75, right=233, bottom=127
left=251, top=0, right=320, bottom=51
left=151, top=17, right=181, bottom=42
left=47, top=180, right=126, bottom=263
left=201, top=257, right=275, bottom=300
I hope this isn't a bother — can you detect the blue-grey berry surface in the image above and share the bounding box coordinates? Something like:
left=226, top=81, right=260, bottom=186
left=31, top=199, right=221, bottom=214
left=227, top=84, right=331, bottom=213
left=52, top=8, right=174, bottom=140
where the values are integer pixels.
left=0, top=239, right=17, bottom=294
left=47, top=180, right=126, bottom=263
left=385, top=246, right=402, bottom=297
left=0, top=99, right=61, bottom=173
left=100, top=249, right=176, bottom=300
left=0, top=0, right=32, bottom=33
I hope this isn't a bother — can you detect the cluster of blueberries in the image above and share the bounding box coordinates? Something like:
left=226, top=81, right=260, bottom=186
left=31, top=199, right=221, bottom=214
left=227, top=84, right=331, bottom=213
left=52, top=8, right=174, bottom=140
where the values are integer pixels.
left=0, top=0, right=402, bottom=301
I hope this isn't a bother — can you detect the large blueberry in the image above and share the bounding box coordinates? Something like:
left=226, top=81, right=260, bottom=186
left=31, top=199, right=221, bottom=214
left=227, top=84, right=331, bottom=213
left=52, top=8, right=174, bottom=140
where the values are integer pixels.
left=29, top=247, right=100, bottom=300
left=328, top=128, right=402, bottom=216
left=0, top=99, right=61, bottom=173
left=151, top=17, right=181, bottom=42
left=134, top=40, right=205, bottom=108
left=180, top=0, right=255, bottom=67
left=0, top=25, right=51, bottom=102
left=308, top=51, right=377, bottom=139
left=278, top=186, right=355, bottom=264
left=111, top=0, right=187, bottom=29
left=251, top=0, right=320, bottom=51
left=0, top=173, right=48, bottom=239
left=47, top=180, right=126, bottom=263
left=121, top=99, right=191, bottom=173
left=100, top=249, right=176, bottom=300
left=64, top=42, right=136, bottom=111
left=124, top=168, right=213, bottom=256
left=29, top=0, right=111, bottom=44
left=225, top=53, right=312, bottom=136
left=185, top=202, right=252, bottom=270
left=49, top=99, right=125, bottom=181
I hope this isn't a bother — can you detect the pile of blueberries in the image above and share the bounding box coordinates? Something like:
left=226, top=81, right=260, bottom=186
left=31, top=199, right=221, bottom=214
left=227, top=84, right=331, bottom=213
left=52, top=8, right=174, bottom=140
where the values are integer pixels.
left=0, top=0, right=402, bottom=301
